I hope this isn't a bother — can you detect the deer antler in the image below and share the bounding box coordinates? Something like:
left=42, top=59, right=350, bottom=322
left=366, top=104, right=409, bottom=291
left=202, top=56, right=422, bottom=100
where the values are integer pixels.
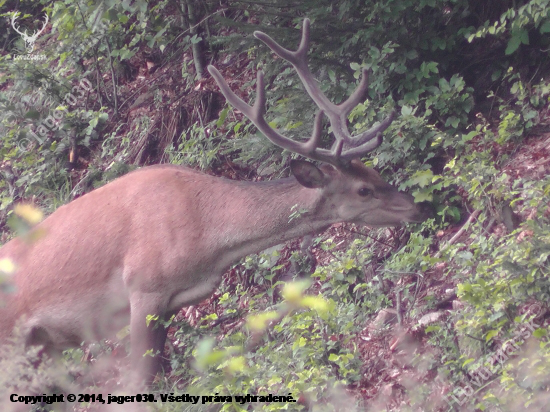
left=11, top=14, right=26, bottom=37
left=11, top=13, right=48, bottom=38
left=36, top=14, right=49, bottom=37
left=208, top=18, right=396, bottom=167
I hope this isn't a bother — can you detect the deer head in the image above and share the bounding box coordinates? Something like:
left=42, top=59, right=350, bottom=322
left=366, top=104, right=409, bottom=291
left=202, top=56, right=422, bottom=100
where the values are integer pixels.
left=11, top=13, right=48, bottom=54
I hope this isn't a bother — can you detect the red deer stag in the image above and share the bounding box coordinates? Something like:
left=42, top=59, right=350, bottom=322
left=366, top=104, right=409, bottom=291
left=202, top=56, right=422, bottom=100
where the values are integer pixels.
left=0, top=18, right=430, bottom=387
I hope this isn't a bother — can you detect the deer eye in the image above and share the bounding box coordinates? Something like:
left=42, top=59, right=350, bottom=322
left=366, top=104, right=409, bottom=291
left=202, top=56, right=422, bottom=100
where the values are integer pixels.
left=357, top=187, right=372, bottom=197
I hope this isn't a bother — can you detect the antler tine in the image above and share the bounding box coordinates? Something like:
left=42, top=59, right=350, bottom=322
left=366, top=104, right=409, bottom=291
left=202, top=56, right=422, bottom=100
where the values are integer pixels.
left=11, top=14, right=25, bottom=36
left=253, top=19, right=310, bottom=71
left=337, top=109, right=397, bottom=160
left=207, top=65, right=340, bottom=166
left=39, top=14, right=49, bottom=33
left=339, top=68, right=370, bottom=115
left=253, top=19, right=337, bottom=124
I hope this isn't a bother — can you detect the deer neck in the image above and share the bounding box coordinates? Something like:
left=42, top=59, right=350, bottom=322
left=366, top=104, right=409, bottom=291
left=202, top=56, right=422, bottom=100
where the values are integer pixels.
left=208, top=177, right=333, bottom=261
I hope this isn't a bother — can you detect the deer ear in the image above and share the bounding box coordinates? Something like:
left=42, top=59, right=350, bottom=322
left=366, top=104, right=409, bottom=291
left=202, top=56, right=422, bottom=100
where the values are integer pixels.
left=290, top=159, right=327, bottom=188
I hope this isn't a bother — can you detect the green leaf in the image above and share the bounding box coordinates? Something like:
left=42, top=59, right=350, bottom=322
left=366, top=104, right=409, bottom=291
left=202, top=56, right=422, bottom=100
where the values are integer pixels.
left=328, top=353, right=339, bottom=362
left=505, top=33, right=522, bottom=55
left=520, top=29, right=529, bottom=45
left=59, top=52, right=69, bottom=65
left=462, top=131, right=478, bottom=142
left=24, top=110, right=40, bottom=120
left=301, top=296, right=329, bottom=315
left=425, top=325, right=440, bottom=333
left=485, top=329, right=498, bottom=342
left=427, top=61, right=439, bottom=73
left=533, top=328, right=547, bottom=338
left=413, top=189, right=433, bottom=202
left=247, top=311, right=279, bottom=331
left=227, top=356, right=246, bottom=373
left=452, top=118, right=461, bottom=128
left=401, top=105, right=413, bottom=116
left=540, top=21, right=550, bottom=34
left=216, top=107, right=229, bottom=128
left=408, top=169, right=434, bottom=187
left=107, top=9, right=118, bottom=21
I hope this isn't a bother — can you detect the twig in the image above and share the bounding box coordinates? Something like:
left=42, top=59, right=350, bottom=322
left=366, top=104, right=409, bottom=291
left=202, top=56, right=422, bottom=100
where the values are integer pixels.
left=209, top=313, right=238, bottom=328
left=406, top=275, right=423, bottom=320
left=347, top=228, right=395, bottom=249
left=120, top=84, right=150, bottom=111
left=396, top=290, right=402, bottom=326
left=105, top=39, right=118, bottom=114
left=465, top=333, right=484, bottom=343
left=482, top=216, right=496, bottom=236
left=435, top=210, right=481, bottom=258
left=170, top=9, right=228, bottom=49
left=382, top=270, right=424, bottom=277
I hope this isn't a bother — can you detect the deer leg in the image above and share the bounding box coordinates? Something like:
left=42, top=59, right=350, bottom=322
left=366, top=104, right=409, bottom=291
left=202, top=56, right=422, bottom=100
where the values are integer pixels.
left=129, top=293, right=169, bottom=387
